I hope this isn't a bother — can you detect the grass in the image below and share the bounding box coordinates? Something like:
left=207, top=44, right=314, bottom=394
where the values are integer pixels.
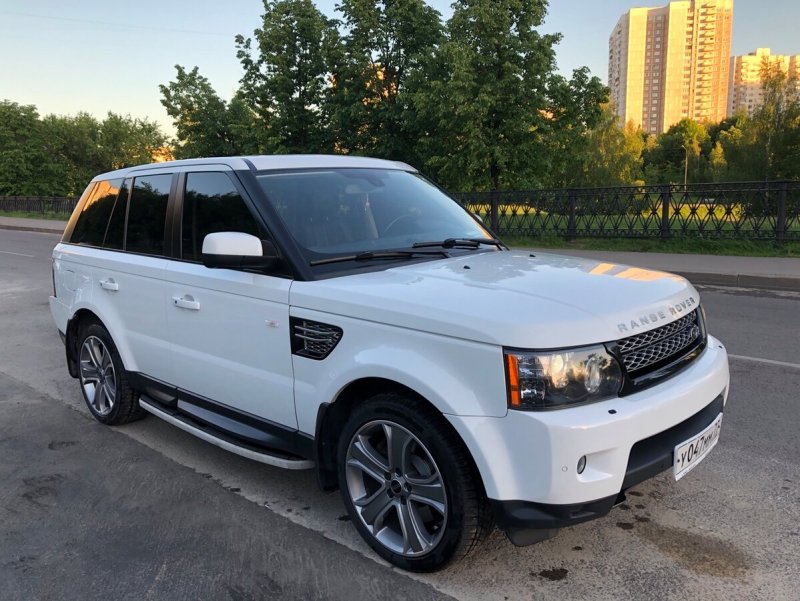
left=505, top=235, right=800, bottom=257
left=0, top=210, right=70, bottom=220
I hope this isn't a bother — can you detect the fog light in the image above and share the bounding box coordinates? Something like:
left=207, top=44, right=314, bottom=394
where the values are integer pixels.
left=577, top=455, right=587, bottom=474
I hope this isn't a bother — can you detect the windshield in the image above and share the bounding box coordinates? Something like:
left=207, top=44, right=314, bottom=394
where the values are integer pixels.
left=256, top=169, right=491, bottom=263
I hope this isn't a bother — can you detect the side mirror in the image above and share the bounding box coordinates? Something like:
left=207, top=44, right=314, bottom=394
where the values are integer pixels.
left=201, top=232, right=278, bottom=270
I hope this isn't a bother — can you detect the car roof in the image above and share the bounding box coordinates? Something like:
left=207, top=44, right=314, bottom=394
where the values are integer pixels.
left=90, top=154, right=417, bottom=182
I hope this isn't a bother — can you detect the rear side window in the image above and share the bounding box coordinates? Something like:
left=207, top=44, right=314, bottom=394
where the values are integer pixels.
left=69, top=179, right=123, bottom=246
left=102, top=179, right=130, bottom=250
left=181, top=172, right=261, bottom=262
left=125, top=174, right=172, bottom=255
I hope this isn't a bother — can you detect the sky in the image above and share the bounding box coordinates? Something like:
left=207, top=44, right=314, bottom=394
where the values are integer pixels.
left=1, top=0, right=798, bottom=135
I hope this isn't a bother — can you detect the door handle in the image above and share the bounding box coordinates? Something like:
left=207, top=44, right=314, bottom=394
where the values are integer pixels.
left=99, top=278, right=119, bottom=292
left=172, top=295, right=200, bottom=311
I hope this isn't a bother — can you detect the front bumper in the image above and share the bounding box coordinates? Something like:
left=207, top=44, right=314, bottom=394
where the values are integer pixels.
left=445, top=335, right=729, bottom=540
left=490, top=393, right=724, bottom=545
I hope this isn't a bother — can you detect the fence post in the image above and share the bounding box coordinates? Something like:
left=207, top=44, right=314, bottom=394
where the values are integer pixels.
left=566, top=189, right=577, bottom=240
left=660, top=184, right=671, bottom=239
left=490, top=190, right=499, bottom=234
left=776, top=180, right=788, bottom=245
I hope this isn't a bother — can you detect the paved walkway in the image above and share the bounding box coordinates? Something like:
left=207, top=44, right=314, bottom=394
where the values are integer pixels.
left=0, top=216, right=68, bottom=234
left=1, top=216, right=798, bottom=290
left=532, top=248, right=800, bottom=291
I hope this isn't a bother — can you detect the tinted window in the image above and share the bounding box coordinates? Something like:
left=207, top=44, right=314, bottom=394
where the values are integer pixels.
left=126, top=174, right=171, bottom=255
left=102, top=178, right=130, bottom=250
left=70, top=179, right=122, bottom=246
left=181, top=172, right=260, bottom=262
left=257, top=169, right=487, bottom=255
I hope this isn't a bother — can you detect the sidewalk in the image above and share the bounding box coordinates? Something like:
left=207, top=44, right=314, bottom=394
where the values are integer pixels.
left=0, top=216, right=68, bottom=234
left=533, top=248, right=800, bottom=292
left=2, top=216, right=799, bottom=291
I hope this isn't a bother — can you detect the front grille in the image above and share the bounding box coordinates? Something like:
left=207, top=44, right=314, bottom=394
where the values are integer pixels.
left=617, top=309, right=702, bottom=375
left=290, top=318, right=343, bottom=360
left=617, top=311, right=697, bottom=354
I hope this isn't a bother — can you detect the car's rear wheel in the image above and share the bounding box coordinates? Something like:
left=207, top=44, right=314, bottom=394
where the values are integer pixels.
left=337, top=393, right=493, bottom=572
left=77, top=321, right=145, bottom=425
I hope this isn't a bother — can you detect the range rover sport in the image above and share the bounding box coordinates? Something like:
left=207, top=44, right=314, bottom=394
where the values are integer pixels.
left=49, top=155, right=729, bottom=572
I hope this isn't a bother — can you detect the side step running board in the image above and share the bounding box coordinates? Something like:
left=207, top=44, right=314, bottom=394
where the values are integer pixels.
left=139, top=398, right=315, bottom=470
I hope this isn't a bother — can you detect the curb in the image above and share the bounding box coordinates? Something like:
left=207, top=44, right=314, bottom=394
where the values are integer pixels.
left=0, top=224, right=65, bottom=235
left=674, top=271, right=800, bottom=292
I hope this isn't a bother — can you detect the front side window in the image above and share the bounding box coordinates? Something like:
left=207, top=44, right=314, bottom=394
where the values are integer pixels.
left=257, top=168, right=489, bottom=264
left=181, top=172, right=261, bottom=262
left=69, top=179, right=123, bottom=246
left=126, top=174, right=172, bottom=255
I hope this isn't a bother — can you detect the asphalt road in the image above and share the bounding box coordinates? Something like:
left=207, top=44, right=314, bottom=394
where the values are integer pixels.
left=1, top=229, right=798, bottom=601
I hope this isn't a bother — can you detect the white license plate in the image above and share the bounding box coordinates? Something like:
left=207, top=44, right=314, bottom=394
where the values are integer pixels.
left=673, top=413, right=723, bottom=481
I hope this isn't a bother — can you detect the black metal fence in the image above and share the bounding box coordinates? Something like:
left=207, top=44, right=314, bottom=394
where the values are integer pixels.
left=452, top=181, right=800, bottom=242
left=0, top=196, right=78, bottom=215
left=2, top=181, right=799, bottom=242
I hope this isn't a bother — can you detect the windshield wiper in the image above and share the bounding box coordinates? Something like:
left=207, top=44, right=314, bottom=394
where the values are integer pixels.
left=412, top=237, right=505, bottom=250
left=309, top=249, right=449, bottom=266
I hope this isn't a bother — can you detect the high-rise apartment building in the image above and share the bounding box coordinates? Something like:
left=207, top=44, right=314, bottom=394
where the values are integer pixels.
left=609, top=0, right=734, bottom=135
left=728, top=48, right=800, bottom=116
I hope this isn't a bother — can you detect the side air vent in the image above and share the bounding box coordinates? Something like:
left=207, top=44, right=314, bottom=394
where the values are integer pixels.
left=290, top=318, right=343, bottom=360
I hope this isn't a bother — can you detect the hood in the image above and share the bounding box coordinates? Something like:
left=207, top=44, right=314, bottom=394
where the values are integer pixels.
left=289, top=251, right=700, bottom=348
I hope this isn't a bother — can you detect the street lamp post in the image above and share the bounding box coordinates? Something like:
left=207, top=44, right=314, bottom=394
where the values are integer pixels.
left=681, top=144, right=689, bottom=187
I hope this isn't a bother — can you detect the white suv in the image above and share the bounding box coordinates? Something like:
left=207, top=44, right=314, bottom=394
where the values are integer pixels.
left=49, top=155, right=729, bottom=571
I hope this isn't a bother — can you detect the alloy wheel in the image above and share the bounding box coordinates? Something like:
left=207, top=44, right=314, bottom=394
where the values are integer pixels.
left=345, top=420, right=447, bottom=557
left=79, top=335, right=116, bottom=416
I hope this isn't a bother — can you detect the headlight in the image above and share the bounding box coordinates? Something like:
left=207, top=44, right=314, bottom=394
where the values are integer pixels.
left=505, top=345, right=622, bottom=410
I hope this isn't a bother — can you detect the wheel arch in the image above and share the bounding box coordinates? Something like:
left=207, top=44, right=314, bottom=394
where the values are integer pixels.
left=65, top=308, right=103, bottom=378
left=313, top=377, right=486, bottom=497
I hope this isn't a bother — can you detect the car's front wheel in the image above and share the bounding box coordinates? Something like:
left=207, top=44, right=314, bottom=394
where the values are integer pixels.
left=337, top=393, right=493, bottom=572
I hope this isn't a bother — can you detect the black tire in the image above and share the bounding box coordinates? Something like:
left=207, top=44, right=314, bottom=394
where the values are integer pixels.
left=76, top=321, right=146, bottom=426
left=337, top=393, right=493, bottom=572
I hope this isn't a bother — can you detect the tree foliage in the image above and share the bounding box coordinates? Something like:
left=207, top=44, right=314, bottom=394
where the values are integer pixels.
left=563, top=104, right=644, bottom=187
left=0, top=101, right=56, bottom=195
left=541, top=67, right=610, bottom=187
left=236, top=0, right=337, bottom=153
left=0, top=100, right=166, bottom=196
left=412, top=0, right=562, bottom=191
left=160, top=66, right=264, bottom=158
left=14, top=0, right=800, bottom=197
left=329, top=0, right=444, bottom=162
left=641, top=61, right=800, bottom=184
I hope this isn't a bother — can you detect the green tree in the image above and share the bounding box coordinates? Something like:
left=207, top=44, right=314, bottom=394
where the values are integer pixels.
left=40, top=112, right=105, bottom=195
left=160, top=66, right=264, bottom=158
left=708, top=141, right=727, bottom=182
left=542, top=67, right=610, bottom=187
left=412, top=0, right=561, bottom=191
left=236, top=0, right=337, bottom=153
left=749, top=60, right=800, bottom=180
left=99, top=112, right=167, bottom=169
left=643, top=119, right=709, bottom=184
left=0, top=101, right=166, bottom=196
left=0, top=101, right=61, bottom=195
left=566, top=104, right=644, bottom=187
left=717, top=63, right=800, bottom=182
left=329, top=0, right=444, bottom=162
